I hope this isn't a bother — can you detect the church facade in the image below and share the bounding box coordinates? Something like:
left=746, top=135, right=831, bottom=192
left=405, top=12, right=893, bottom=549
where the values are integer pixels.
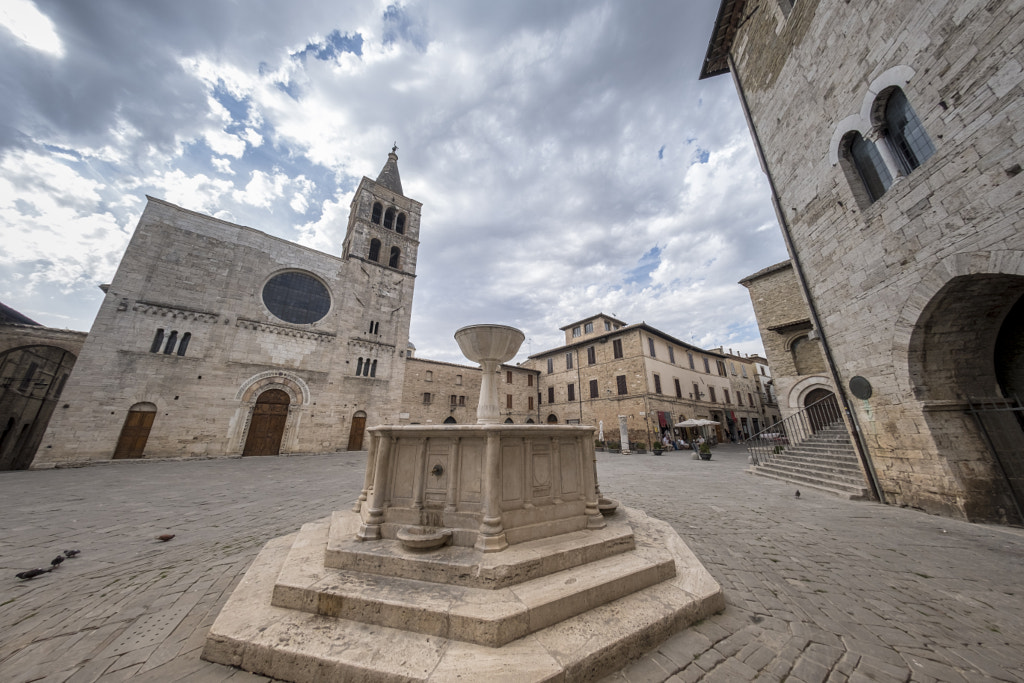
left=702, top=0, right=1024, bottom=523
left=35, top=150, right=420, bottom=466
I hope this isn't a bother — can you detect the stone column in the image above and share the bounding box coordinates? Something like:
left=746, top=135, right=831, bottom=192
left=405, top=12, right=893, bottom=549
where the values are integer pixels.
left=475, top=429, right=508, bottom=552
left=358, top=433, right=393, bottom=540
left=477, top=361, right=500, bottom=424
left=581, top=431, right=605, bottom=529
left=352, top=430, right=378, bottom=513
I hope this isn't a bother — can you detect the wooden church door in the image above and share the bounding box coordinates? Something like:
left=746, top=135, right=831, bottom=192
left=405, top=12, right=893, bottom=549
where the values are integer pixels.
left=113, top=404, right=157, bottom=459
left=243, top=389, right=290, bottom=456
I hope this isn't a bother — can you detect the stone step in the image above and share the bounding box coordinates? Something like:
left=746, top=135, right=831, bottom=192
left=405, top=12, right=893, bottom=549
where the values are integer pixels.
left=769, top=448, right=860, bottom=464
left=758, top=460, right=866, bottom=487
left=751, top=465, right=872, bottom=500
left=272, top=515, right=678, bottom=648
left=766, top=457, right=862, bottom=479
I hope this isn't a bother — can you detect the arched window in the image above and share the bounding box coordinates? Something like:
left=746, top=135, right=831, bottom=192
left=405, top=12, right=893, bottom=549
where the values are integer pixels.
left=370, top=359, right=377, bottom=377
left=163, top=330, right=178, bottom=355
left=356, top=357, right=364, bottom=375
left=150, top=329, right=164, bottom=353
left=362, top=358, right=371, bottom=377
left=368, top=239, right=381, bottom=262
left=383, top=207, right=396, bottom=230
left=177, top=332, right=191, bottom=357
left=389, top=246, right=401, bottom=268
left=443, top=416, right=457, bottom=424
left=396, top=213, right=406, bottom=234
left=371, top=202, right=383, bottom=224
left=844, top=132, right=892, bottom=203
left=883, top=89, right=935, bottom=174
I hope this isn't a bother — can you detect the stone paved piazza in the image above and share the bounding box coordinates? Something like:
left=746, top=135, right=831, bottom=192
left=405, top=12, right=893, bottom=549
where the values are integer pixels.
left=2, top=444, right=1023, bottom=681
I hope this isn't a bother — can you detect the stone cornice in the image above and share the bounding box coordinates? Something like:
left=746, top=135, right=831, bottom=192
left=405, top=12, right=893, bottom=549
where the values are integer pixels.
left=133, top=300, right=220, bottom=323
left=236, top=318, right=337, bottom=341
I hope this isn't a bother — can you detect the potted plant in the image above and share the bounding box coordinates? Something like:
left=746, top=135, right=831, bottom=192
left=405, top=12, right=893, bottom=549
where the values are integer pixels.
left=699, top=442, right=712, bottom=460
left=633, top=442, right=647, bottom=454
left=608, top=440, right=621, bottom=453
left=595, top=439, right=606, bottom=452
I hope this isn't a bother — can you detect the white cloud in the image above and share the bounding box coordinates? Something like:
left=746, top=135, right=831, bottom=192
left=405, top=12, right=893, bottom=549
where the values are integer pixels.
left=0, top=0, right=64, bottom=57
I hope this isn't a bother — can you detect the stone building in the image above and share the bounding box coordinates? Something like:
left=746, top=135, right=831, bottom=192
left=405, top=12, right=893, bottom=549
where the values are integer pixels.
left=708, top=346, right=777, bottom=439
left=35, top=150, right=420, bottom=466
left=740, top=261, right=837, bottom=423
left=522, top=314, right=769, bottom=448
left=398, top=355, right=541, bottom=426
left=0, top=303, right=85, bottom=469
left=702, top=1, right=1024, bottom=522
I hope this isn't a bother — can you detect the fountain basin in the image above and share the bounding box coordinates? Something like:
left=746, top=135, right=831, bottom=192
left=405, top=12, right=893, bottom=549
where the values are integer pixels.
left=396, top=525, right=452, bottom=550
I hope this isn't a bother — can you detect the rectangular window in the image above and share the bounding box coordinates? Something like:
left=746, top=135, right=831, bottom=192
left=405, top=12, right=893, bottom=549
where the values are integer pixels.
left=587, top=346, right=596, bottom=365
left=613, top=339, right=623, bottom=359
left=547, top=358, right=553, bottom=374
left=716, top=360, right=727, bottom=376
left=616, top=375, right=628, bottom=395
left=450, top=394, right=458, bottom=406
left=567, top=383, right=575, bottom=401
left=693, top=383, right=701, bottom=400
left=668, top=347, right=675, bottom=364
left=548, top=387, right=555, bottom=403
left=737, top=392, right=743, bottom=406
left=703, top=358, right=711, bottom=374
left=648, top=338, right=656, bottom=357
left=506, top=370, right=513, bottom=384
left=426, top=371, right=433, bottom=382
left=653, top=374, right=662, bottom=394
left=709, top=387, right=717, bottom=403
left=748, top=392, right=754, bottom=406
left=688, top=352, right=695, bottom=369
left=730, top=362, right=738, bottom=375
left=566, top=352, right=573, bottom=370
left=724, top=389, right=730, bottom=404
left=572, top=326, right=581, bottom=337
left=455, top=374, right=462, bottom=385
left=423, top=392, right=431, bottom=404
left=506, top=394, right=513, bottom=409
left=604, top=321, right=611, bottom=331
left=742, top=366, right=748, bottom=378
left=589, top=379, right=599, bottom=398
left=584, top=322, right=594, bottom=333
left=527, top=374, right=533, bottom=387
left=459, top=395, right=466, bottom=406
left=528, top=396, right=534, bottom=410
left=674, top=378, right=682, bottom=398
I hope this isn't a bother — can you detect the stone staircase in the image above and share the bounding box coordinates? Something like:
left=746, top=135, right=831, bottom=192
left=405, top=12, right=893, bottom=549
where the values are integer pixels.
left=750, top=424, right=874, bottom=500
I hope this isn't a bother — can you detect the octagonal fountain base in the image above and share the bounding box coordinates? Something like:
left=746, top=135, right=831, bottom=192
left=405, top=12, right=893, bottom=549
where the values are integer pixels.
left=202, top=506, right=724, bottom=682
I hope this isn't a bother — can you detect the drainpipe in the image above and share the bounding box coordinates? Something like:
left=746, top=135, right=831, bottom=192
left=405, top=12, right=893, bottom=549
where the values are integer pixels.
left=726, top=53, right=884, bottom=503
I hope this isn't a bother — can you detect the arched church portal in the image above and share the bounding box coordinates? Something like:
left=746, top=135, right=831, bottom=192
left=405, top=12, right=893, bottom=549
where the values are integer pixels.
left=243, top=389, right=290, bottom=456
left=908, top=275, right=1024, bottom=521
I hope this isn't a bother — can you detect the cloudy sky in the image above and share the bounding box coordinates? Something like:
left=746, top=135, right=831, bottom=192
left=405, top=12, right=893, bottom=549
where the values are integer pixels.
left=0, top=0, right=787, bottom=364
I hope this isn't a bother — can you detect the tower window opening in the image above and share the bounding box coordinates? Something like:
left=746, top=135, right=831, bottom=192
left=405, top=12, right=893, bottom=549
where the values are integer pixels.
left=371, top=202, right=383, bottom=224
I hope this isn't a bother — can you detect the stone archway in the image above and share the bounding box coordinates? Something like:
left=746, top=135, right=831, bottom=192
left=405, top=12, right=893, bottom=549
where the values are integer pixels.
left=546, top=414, right=559, bottom=424
left=906, top=273, right=1024, bottom=522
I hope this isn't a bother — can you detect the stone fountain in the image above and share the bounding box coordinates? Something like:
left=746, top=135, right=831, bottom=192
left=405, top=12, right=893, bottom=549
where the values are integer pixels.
left=203, top=325, right=724, bottom=682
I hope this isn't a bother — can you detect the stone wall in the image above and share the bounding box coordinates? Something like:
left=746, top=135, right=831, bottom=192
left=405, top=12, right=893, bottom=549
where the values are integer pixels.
left=722, top=0, right=1024, bottom=521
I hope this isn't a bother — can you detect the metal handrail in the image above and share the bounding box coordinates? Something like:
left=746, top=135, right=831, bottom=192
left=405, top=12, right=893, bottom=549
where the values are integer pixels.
left=747, top=395, right=845, bottom=466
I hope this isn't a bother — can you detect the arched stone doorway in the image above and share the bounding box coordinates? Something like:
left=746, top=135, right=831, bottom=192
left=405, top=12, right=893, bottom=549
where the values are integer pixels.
left=243, top=390, right=290, bottom=456
left=443, top=416, right=457, bottom=424
left=908, top=274, right=1024, bottom=522
left=113, top=402, right=157, bottom=459
left=0, top=345, right=77, bottom=469
left=347, top=410, right=367, bottom=451
left=803, top=388, right=839, bottom=433
left=546, top=414, right=559, bottom=424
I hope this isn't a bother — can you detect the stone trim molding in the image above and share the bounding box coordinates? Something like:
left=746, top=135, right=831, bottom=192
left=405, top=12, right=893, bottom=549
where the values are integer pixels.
left=236, top=318, right=336, bottom=341
left=828, top=65, right=915, bottom=165
left=235, top=371, right=311, bottom=406
left=133, top=300, right=220, bottom=323
left=787, top=375, right=836, bottom=410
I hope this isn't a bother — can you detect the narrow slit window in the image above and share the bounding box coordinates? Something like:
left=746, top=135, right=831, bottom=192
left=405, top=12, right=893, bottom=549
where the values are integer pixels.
left=176, top=332, right=191, bottom=356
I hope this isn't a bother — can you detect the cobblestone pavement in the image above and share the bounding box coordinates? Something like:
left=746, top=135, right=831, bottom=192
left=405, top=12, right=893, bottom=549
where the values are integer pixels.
left=1, top=445, right=1022, bottom=683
